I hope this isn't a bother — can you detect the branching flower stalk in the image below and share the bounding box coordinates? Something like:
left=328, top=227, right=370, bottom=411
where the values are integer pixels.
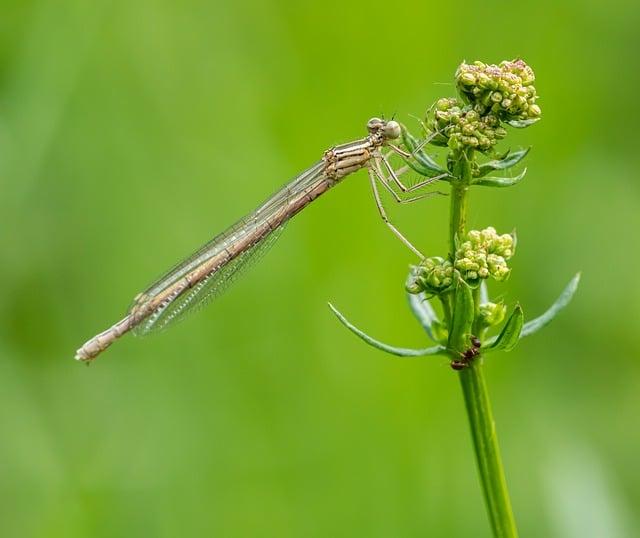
left=330, top=59, right=580, bottom=537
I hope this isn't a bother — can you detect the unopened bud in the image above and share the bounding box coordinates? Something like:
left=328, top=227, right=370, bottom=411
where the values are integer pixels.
left=478, top=302, right=507, bottom=327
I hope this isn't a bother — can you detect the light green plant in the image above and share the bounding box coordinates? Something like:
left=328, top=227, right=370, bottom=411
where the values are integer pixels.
left=330, top=59, right=580, bottom=538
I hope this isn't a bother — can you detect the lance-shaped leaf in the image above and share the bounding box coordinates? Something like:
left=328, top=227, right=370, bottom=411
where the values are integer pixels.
left=484, top=304, right=524, bottom=353
left=447, top=276, right=475, bottom=352
left=479, top=280, right=489, bottom=305
left=329, top=303, right=446, bottom=357
left=474, top=167, right=527, bottom=188
left=507, top=118, right=540, bottom=128
left=406, top=287, right=440, bottom=342
left=483, top=273, right=581, bottom=350
left=400, top=124, right=448, bottom=177
left=475, top=147, right=530, bottom=178
left=520, top=273, right=581, bottom=338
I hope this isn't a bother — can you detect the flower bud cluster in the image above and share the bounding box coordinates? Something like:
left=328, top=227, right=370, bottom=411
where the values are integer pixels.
left=406, top=257, right=454, bottom=295
left=426, top=59, right=540, bottom=153
left=431, top=98, right=507, bottom=152
left=455, top=59, right=541, bottom=122
left=455, top=227, right=515, bottom=283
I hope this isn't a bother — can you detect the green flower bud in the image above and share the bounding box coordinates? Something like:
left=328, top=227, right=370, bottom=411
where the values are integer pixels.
left=406, top=257, right=455, bottom=295
left=478, top=136, right=491, bottom=151
left=477, top=72, right=494, bottom=89
left=435, top=97, right=459, bottom=112
left=459, top=72, right=476, bottom=86
left=464, top=136, right=479, bottom=147
left=494, top=127, right=507, bottom=139
left=487, top=254, right=510, bottom=281
left=462, top=123, right=475, bottom=136
left=478, top=301, right=507, bottom=327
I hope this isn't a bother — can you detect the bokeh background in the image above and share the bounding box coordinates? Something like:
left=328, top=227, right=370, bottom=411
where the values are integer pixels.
left=1, top=0, right=639, bottom=536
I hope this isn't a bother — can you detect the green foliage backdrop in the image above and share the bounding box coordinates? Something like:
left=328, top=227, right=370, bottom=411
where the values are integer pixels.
left=1, top=0, right=638, bottom=536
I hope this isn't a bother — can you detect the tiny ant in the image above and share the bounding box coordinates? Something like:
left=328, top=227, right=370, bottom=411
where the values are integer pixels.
left=450, top=335, right=481, bottom=370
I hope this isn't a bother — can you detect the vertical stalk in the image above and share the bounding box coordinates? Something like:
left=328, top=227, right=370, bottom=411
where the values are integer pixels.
left=448, top=181, right=469, bottom=258
left=448, top=148, right=472, bottom=259
left=449, top=147, right=519, bottom=538
left=459, top=361, right=519, bottom=538
left=439, top=293, right=453, bottom=326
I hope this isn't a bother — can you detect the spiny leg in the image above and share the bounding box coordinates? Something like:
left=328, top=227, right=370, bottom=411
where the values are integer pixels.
left=378, top=147, right=448, bottom=195
left=393, top=162, right=411, bottom=178
left=368, top=166, right=424, bottom=259
left=380, top=152, right=449, bottom=194
left=381, top=158, right=430, bottom=192
left=384, top=121, right=450, bottom=184
left=374, top=165, right=443, bottom=205
left=374, top=155, right=447, bottom=202
left=387, top=162, right=444, bottom=187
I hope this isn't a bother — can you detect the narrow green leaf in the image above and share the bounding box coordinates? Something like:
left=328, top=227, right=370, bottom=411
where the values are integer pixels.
left=507, top=118, right=540, bottom=128
left=403, top=157, right=446, bottom=179
left=448, top=276, right=475, bottom=352
left=328, top=303, right=446, bottom=357
left=476, top=147, right=530, bottom=178
left=400, top=124, right=447, bottom=176
left=474, top=168, right=527, bottom=188
left=520, top=273, right=581, bottom=338
left=406, top=287, right=440, bottom=342
left=431, top=320, right=449, bottom=342
left=485, top=304, right=524, bottom=353
left=479, top=280, right=489, bottom=305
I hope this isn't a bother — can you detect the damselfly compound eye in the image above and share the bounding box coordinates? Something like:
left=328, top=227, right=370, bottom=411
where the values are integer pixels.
left=384, top=120, right=401, bottom=140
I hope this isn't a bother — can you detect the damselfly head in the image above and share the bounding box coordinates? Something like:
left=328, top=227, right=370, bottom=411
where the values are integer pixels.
left=366, top=117, right=401, bottom=141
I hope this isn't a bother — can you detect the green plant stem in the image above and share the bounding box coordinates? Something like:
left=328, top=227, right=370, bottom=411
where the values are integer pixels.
left=472, top=286, right=482, bottom=334
left=448, top=181, right=469, bottom=258
left=449, top=147, right=519, bottom=538
left=448, top=148, right=473, bottom=258
left=459, top=361, right=518, bottom=538
left=439, top=293, right=453, bottom=326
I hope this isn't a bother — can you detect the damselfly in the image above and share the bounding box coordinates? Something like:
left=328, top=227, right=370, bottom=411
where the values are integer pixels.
left=75, top=117, right=443, bottom=361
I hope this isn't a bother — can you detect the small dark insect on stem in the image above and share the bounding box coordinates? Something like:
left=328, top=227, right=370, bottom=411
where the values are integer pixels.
left=450, top=335, right=482, bottom=370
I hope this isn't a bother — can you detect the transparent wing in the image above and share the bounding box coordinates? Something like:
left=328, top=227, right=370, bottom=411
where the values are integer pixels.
left=129, top=160, right=328, bottom=336
left=134, top=161, right=325, bottom=302
left=133, top=223, right=286, bottom=336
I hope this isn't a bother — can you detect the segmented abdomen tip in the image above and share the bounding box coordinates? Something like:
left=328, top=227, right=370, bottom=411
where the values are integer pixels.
left=75, top=349, right=89, bottom=361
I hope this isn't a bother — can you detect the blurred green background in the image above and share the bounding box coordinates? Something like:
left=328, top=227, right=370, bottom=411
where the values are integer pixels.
left=1, top=0, right=638, bottom=536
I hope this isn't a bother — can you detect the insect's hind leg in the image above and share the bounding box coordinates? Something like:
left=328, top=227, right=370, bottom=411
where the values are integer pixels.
left=374, top=154, right=446, bottom=204
left=379, top=150, right=448, bottom=195
left=368, top=166, right=424, bottom=259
